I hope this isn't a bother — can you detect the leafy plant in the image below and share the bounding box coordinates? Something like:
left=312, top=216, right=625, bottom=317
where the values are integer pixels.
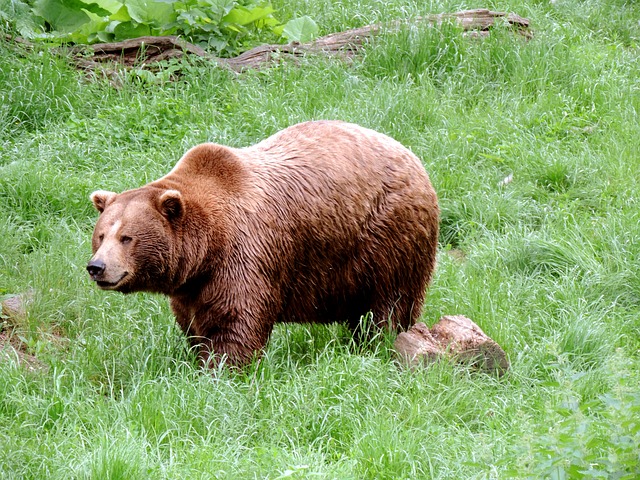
left=506, top=371, right=640, bottom=479
left=0, top=0, right=39, bottom=37
left=172, top=0, right=281, bottom=56
left=281, top=15, right=317, bottom=43
left=1, top=0, right=318, bottom=57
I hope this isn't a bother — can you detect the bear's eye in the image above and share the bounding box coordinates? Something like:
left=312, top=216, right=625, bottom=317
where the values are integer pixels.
left=98, top=234, right=104, bottom=243
left=120, top=236, right=132, bottom=245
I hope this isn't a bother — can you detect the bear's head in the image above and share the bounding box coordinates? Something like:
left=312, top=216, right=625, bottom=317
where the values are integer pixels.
left=87, top=187, right=184, bottom=294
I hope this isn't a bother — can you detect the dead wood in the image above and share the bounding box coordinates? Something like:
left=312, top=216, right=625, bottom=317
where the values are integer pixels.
left=65, top=35, right=213, bottom=69
left=52, top=8, right=530, bottom=72
left=394, top=315, right=509, bottom=375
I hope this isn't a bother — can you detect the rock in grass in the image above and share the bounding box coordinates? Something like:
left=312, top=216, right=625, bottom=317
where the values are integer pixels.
left=1, top=291, right=33, bottom=323
left=394, top=315, right=509, bottom=375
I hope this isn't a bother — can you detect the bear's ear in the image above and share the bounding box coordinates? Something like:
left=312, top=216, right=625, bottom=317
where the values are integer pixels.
left=159, top=189, right=183, bottom=220
left=90, top=190, right=117, bottom=213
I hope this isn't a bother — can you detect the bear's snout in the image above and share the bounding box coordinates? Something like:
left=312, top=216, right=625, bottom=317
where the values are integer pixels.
left=86, top=255, right=129, bottom=290
left=87, top=259, right=106, bottom=279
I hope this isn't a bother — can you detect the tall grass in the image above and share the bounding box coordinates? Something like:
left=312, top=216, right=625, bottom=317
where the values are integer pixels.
left=1, top=1, right=639, bottom=478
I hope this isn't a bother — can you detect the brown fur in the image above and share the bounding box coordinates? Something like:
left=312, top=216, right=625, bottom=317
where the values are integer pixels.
left=88, top=121, right=439, bottom=367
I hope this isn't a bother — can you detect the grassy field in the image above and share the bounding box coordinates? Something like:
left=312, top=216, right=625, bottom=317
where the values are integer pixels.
left=1, top=0, right=639, bottom=478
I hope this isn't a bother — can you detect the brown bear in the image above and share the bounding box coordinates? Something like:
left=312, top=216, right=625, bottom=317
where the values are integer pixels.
left=87, top=121, right=439, bottom=367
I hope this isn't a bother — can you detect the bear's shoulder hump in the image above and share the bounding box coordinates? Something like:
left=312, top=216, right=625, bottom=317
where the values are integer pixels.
left=170, top=143, right=247, bottom=189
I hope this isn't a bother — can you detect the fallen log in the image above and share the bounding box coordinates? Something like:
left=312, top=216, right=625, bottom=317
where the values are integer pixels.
left=394, top=315, right=509, bottom=375
left=61, top=8, right=530, bottom=72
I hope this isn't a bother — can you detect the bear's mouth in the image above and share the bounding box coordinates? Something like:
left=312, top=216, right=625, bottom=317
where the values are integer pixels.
left=96, top=273, right=128, bottom=289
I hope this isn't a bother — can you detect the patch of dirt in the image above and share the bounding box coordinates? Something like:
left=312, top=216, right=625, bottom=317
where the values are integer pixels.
left=0, top=330, right=47, bottom=372
left=447, top=248, right=467, bottom=262
left=1, top=291, right=50, bottom=371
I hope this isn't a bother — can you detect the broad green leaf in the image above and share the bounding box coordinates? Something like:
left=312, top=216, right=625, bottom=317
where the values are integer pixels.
left=74, top=0, right=112, bottom=15
left=223, top=4, right=276, bottom=26
left=282, top=15, right=318, bottom=43
left=94, top=30, right=113, bottom=42
left=109, top=4, right=130, bottom=22
left=177, top=10, right=198, bottom=27
left=67, top=8, right=108, bottom=43
left=207, top=36, right=227, bottom=51
left=113, top=19, right=151, bottom=40
left=202, top=0, right=234, bottom=17
left=271, top=23, right=284, bottom=36
left=125, top=0, right=176, bottom=27
left=86, top=0, right=121, bottom=14
left=33, top=0, right=93, bottom=32
left=260, top=17, right=279, bottom=27
left=105, top=19, right=121, bottom=33
left=0, top=0, right=42, bottom=38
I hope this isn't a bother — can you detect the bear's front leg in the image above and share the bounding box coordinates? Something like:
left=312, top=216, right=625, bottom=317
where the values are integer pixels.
left=171, top=295, right=276, bottom=368
left=197, top=336, right=263, bottom=369
left=169, top=298, right=202, bottom=351
left=199, top=313, right=276, bottom=368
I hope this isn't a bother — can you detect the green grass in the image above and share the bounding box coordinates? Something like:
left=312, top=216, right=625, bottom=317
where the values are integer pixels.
left=1, top=1, right=640, bottom=478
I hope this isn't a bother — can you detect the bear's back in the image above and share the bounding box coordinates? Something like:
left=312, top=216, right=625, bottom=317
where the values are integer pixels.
left=243, top=121, right=435, bottom=239
left=249, top=120, right=426, bottom=179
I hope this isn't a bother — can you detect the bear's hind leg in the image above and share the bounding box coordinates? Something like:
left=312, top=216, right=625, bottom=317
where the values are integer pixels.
left=369, top=290, right=424, bottom=332
left=346, top=296, right=410, bottom=348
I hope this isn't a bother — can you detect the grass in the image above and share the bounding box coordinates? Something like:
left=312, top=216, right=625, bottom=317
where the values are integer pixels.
left=1, top=0, right=640, bottom=478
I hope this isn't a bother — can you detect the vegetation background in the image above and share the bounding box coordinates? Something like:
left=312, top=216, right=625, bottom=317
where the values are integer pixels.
left=1, top=0, right=639, bottom=478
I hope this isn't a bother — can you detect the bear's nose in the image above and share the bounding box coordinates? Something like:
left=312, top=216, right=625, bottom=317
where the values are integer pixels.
left=87, top=259, right=106, bottom=278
